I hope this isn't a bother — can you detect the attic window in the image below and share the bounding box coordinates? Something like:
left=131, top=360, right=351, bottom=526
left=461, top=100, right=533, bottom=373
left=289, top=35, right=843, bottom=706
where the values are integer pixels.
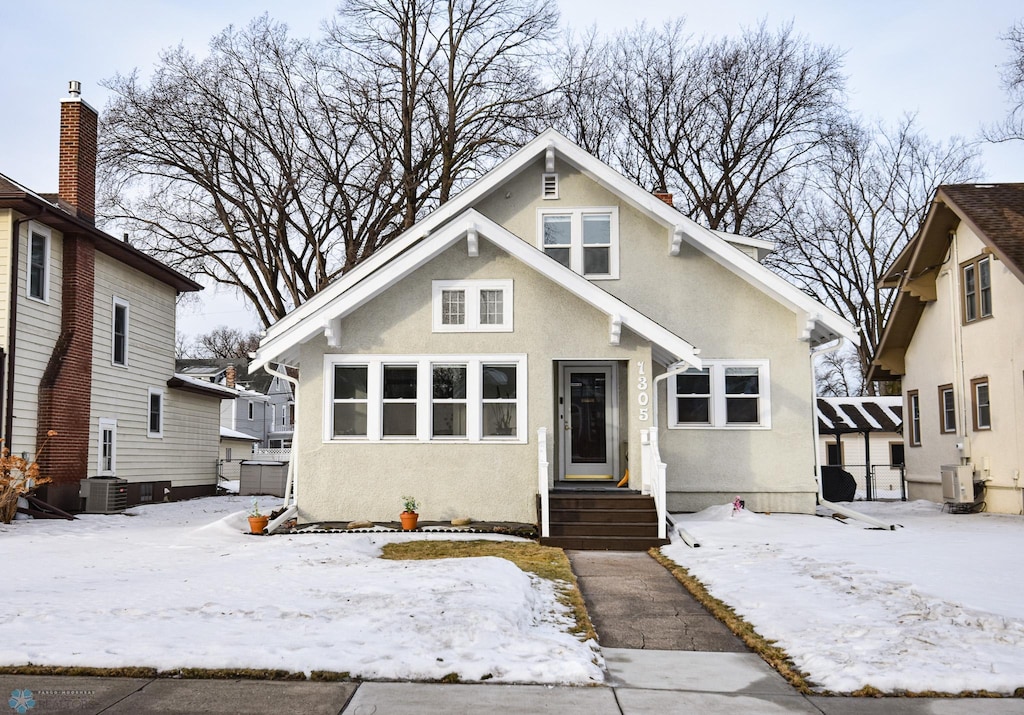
left=542, top=173, right=558, bottom=200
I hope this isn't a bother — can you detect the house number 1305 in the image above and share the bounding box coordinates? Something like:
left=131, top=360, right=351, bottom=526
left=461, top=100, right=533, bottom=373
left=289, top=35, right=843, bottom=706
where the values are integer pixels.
left=637, top=360, right=650, bottom=421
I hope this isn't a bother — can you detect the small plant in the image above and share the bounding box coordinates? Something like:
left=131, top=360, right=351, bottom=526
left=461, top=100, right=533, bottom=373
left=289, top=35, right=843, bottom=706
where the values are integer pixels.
left=401, top=495, right=419, bottom=513
left=0, top=430, right=57, bottom=524
left=249, top=498, right=263, bottom=518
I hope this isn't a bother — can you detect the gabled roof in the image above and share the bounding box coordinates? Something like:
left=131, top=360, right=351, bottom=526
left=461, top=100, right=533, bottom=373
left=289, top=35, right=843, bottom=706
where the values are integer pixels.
left=817, top=397, right=902, bottom=434
left=253, top=130, right=855, bottom=370
left=0, top=172, right=201, bottom=293
left=251, top=210, right=701, bottom=370
left=167, top=373, right=238, bottom=399
left=869, top=183, right=1024, bottom=382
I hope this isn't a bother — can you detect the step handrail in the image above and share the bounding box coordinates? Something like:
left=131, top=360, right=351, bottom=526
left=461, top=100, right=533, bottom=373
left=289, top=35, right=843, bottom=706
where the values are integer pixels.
left=537, top=427, right=550, bottom=538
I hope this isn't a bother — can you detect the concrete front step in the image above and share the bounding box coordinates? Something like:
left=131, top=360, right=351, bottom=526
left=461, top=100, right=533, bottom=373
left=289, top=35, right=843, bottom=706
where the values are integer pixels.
left=541, top=534, right=669, bottom=550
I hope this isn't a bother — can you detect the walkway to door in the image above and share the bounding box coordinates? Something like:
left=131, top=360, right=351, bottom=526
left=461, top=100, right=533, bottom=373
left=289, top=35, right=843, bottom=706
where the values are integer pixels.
left=568, top=550, right=747, bottom=651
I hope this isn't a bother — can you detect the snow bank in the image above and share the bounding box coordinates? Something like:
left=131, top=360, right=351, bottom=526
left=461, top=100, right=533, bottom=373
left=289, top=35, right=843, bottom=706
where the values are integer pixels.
left=0, top=496, right=601, bottom=684
left=665, top=500, right=1024, bottom=693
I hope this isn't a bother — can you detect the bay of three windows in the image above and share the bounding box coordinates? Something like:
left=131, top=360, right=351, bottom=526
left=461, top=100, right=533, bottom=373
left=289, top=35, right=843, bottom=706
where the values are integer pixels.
left=330, top=357, right=524, bottom=441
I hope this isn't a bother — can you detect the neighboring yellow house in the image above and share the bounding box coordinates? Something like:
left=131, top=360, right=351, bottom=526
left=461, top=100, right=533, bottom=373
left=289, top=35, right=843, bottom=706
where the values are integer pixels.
left=0, top=83, right=228, bottom=511
left=870, top=184, right=1024, bottom=514
left=251, top=130, right=856, bottom=547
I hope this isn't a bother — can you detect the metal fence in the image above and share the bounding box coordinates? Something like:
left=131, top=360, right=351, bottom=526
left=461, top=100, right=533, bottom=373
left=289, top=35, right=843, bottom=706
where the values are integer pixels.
left=831, top=463, right=907, bottom=501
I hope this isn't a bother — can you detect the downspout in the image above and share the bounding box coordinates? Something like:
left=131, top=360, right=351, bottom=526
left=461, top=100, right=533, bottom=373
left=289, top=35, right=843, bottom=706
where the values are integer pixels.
left=811, top=337, right=898, bottom=530
left=262, top=361, right=298, bottom=533
left=653, top=359, right=701, bottom=546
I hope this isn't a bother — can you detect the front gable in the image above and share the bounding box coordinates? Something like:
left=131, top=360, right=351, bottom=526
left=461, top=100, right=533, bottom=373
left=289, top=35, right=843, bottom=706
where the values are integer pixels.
left=254, top=131, right=853, bottom=370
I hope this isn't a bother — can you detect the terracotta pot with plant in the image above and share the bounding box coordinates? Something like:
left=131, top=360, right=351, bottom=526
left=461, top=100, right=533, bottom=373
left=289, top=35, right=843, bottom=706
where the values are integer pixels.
left=248, top=499, right=269, bottom=535
left=400, top=495, right=419, bottom=531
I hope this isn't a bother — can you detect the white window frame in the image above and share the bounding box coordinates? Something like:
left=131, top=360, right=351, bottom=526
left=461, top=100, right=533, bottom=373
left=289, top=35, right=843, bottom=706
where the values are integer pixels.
left=669, top=359, right=771, bottom=429
left=323, top=354, right=527, bottom=443
left=432, top=280, right=513, bottom=332
left=98, top=418, right=117, bottom=476
left=147, top=387, right=164, bottom=438
left=247, top=400, right=254, bottom=421
left=27, top=223, right=51, bottom=303
left=111, top=297, right=129, bottom=367
left=537, top=207, right=619, bottom=279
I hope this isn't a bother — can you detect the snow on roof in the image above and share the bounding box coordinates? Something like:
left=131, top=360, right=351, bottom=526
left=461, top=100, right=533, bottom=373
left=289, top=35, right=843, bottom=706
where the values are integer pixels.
left=169, top=373, right=238, bottom=398
left=816, top=396, right=902, bottom=434
left=220, top=426, right=261, bottom=441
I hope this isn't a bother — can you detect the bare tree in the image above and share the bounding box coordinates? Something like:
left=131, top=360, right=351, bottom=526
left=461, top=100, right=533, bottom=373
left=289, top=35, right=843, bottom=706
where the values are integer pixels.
left=552, top=27, right=622, bottom=162
left=193, top=327, right=263, bottom=359
left=101, top=17, right=411, bottom=326
left=984, top=20, right=1024, bottom=143
left=609, top=21, right=846, bottom=237
left=768, top=116, right=981, bottom=394
left=329, top=0, right=559, bottom=224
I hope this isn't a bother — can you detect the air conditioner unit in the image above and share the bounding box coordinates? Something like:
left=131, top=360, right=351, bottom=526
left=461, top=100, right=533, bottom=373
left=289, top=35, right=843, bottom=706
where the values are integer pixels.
left=941, top=464, right=975, bottom=504
left=79, top=477, right=128, bottom=514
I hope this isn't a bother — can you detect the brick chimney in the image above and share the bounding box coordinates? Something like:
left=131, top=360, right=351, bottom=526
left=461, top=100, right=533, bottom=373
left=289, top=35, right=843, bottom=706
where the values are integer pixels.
left=58, top=80, right=98, bottom=224
left=225, top=365, right=237, bottom=389
left=36, top=81, right=98, bottom=511
left=653, top=189, right=674, bottom=207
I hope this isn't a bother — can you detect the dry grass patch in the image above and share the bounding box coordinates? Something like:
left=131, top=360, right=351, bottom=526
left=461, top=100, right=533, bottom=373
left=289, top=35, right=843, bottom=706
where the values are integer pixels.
left=649, top=548, right=813, bottom=694
left=381, top=540, right=596, bottom=641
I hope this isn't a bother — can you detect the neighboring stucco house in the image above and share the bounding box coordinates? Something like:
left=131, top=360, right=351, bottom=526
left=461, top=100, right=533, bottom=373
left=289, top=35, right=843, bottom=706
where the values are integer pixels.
left=176, top=359, right=295, bottom=449
left=250, top=130, right=856, bottom=542
left=870, top=184, right=1024, bottom=514
left=0, top=83, right=229, bottom=510
left=816, top=397, right=904, bottom=499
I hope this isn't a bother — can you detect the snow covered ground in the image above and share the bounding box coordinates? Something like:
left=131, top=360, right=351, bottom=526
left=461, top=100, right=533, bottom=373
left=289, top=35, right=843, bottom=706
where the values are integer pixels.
left=664, top=500, right=1024, bottom=694
left=0, top=496, right=601, bottom=684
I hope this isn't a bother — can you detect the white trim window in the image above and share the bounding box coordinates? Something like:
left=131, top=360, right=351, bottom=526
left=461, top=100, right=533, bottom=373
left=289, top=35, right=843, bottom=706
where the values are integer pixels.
left=537, top=207, right=619, bottom=279
left=247, top=400, right=255, bottom=421
left=324, top=354, right=527, bottom=442
left=98, top=418, right=117, bottom=475
left=147, top=388, right=164, bottom=438
left=111, top=297, right=129, bottom=366
left=670, top=360, right=771, bottom=429
left=27, top=224, right=50, bottom=302
left=432, top=280, right=513, bottom=332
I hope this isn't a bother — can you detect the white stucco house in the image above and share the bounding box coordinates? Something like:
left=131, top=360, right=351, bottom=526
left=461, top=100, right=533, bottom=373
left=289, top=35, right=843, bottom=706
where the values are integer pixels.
left=870, top=184, right=1024, bottom=514
left=251, top=130, right=856, bottom=547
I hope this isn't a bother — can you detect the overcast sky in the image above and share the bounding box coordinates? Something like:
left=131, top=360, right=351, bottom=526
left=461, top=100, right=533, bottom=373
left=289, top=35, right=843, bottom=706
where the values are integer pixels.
left=2, top=0, right=1022, bottom=337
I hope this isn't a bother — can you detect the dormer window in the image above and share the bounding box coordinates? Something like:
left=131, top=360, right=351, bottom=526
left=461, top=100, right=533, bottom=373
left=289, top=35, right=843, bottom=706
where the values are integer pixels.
left=432, top=280, right=513, bottom=332
left=538, top=208, right=619, bottom=279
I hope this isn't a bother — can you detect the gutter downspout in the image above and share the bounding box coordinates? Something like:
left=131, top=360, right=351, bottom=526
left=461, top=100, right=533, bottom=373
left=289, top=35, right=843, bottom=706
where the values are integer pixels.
left=262, top=361, right=298, bottom=533
left=811, top=337, right=898, bottom=530
left=5, top=215, right=35, bottom=450
left=653, top=359, right=701, bottom=546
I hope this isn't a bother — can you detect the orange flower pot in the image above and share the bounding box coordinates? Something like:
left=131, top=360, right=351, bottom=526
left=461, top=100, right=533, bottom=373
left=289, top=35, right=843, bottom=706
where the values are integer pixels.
left=400, top=511, right=419, bottom=531
left=248, top=515, right=269, bottom=534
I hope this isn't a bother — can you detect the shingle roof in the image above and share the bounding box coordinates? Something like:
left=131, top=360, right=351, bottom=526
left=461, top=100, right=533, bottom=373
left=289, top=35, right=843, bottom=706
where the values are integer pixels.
left=817, top=397, right=902, bottom=434
left=940, top=183, right=1024, bottom=281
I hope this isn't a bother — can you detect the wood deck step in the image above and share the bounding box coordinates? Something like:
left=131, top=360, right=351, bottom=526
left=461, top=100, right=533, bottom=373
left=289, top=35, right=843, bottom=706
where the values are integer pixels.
left=540, top=492, right=667, bottom=550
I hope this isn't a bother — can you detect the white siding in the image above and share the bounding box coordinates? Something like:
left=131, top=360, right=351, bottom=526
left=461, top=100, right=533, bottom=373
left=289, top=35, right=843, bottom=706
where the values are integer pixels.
left=10, top=220, right=63, bottom=456
left=88, top=252, right=219, bottom=487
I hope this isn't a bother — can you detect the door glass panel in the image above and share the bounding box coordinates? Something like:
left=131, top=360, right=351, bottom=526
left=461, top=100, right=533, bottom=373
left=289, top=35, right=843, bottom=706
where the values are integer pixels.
left=570, top=372, right=607, bottom=463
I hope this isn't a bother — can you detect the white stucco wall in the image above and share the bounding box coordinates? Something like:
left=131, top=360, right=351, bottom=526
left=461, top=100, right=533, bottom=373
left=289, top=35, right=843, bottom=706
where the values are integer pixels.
left=903, top=224, right=1024, bottom=514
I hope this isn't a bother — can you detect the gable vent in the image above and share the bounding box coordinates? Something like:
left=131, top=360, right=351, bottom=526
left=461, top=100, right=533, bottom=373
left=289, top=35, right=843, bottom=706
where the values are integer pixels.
left=542, top=173, right=558, bottom=200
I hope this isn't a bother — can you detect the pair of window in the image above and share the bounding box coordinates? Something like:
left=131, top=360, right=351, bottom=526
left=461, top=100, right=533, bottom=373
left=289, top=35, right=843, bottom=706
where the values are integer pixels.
left=669, top=360, right=771, bottom=428
left=328, top=356, right=525, bottom=441
left=432, top=281, right=512, bottom=332
left=962, top=256, right=992, bottom=323
left=539, top=208, right=619, bottom=279
left=908, top=378, right=990, bottom=447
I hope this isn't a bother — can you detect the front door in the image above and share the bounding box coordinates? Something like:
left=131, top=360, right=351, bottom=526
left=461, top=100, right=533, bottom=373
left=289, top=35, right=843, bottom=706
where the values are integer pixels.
left=559, top=363, right=617, bottom=480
